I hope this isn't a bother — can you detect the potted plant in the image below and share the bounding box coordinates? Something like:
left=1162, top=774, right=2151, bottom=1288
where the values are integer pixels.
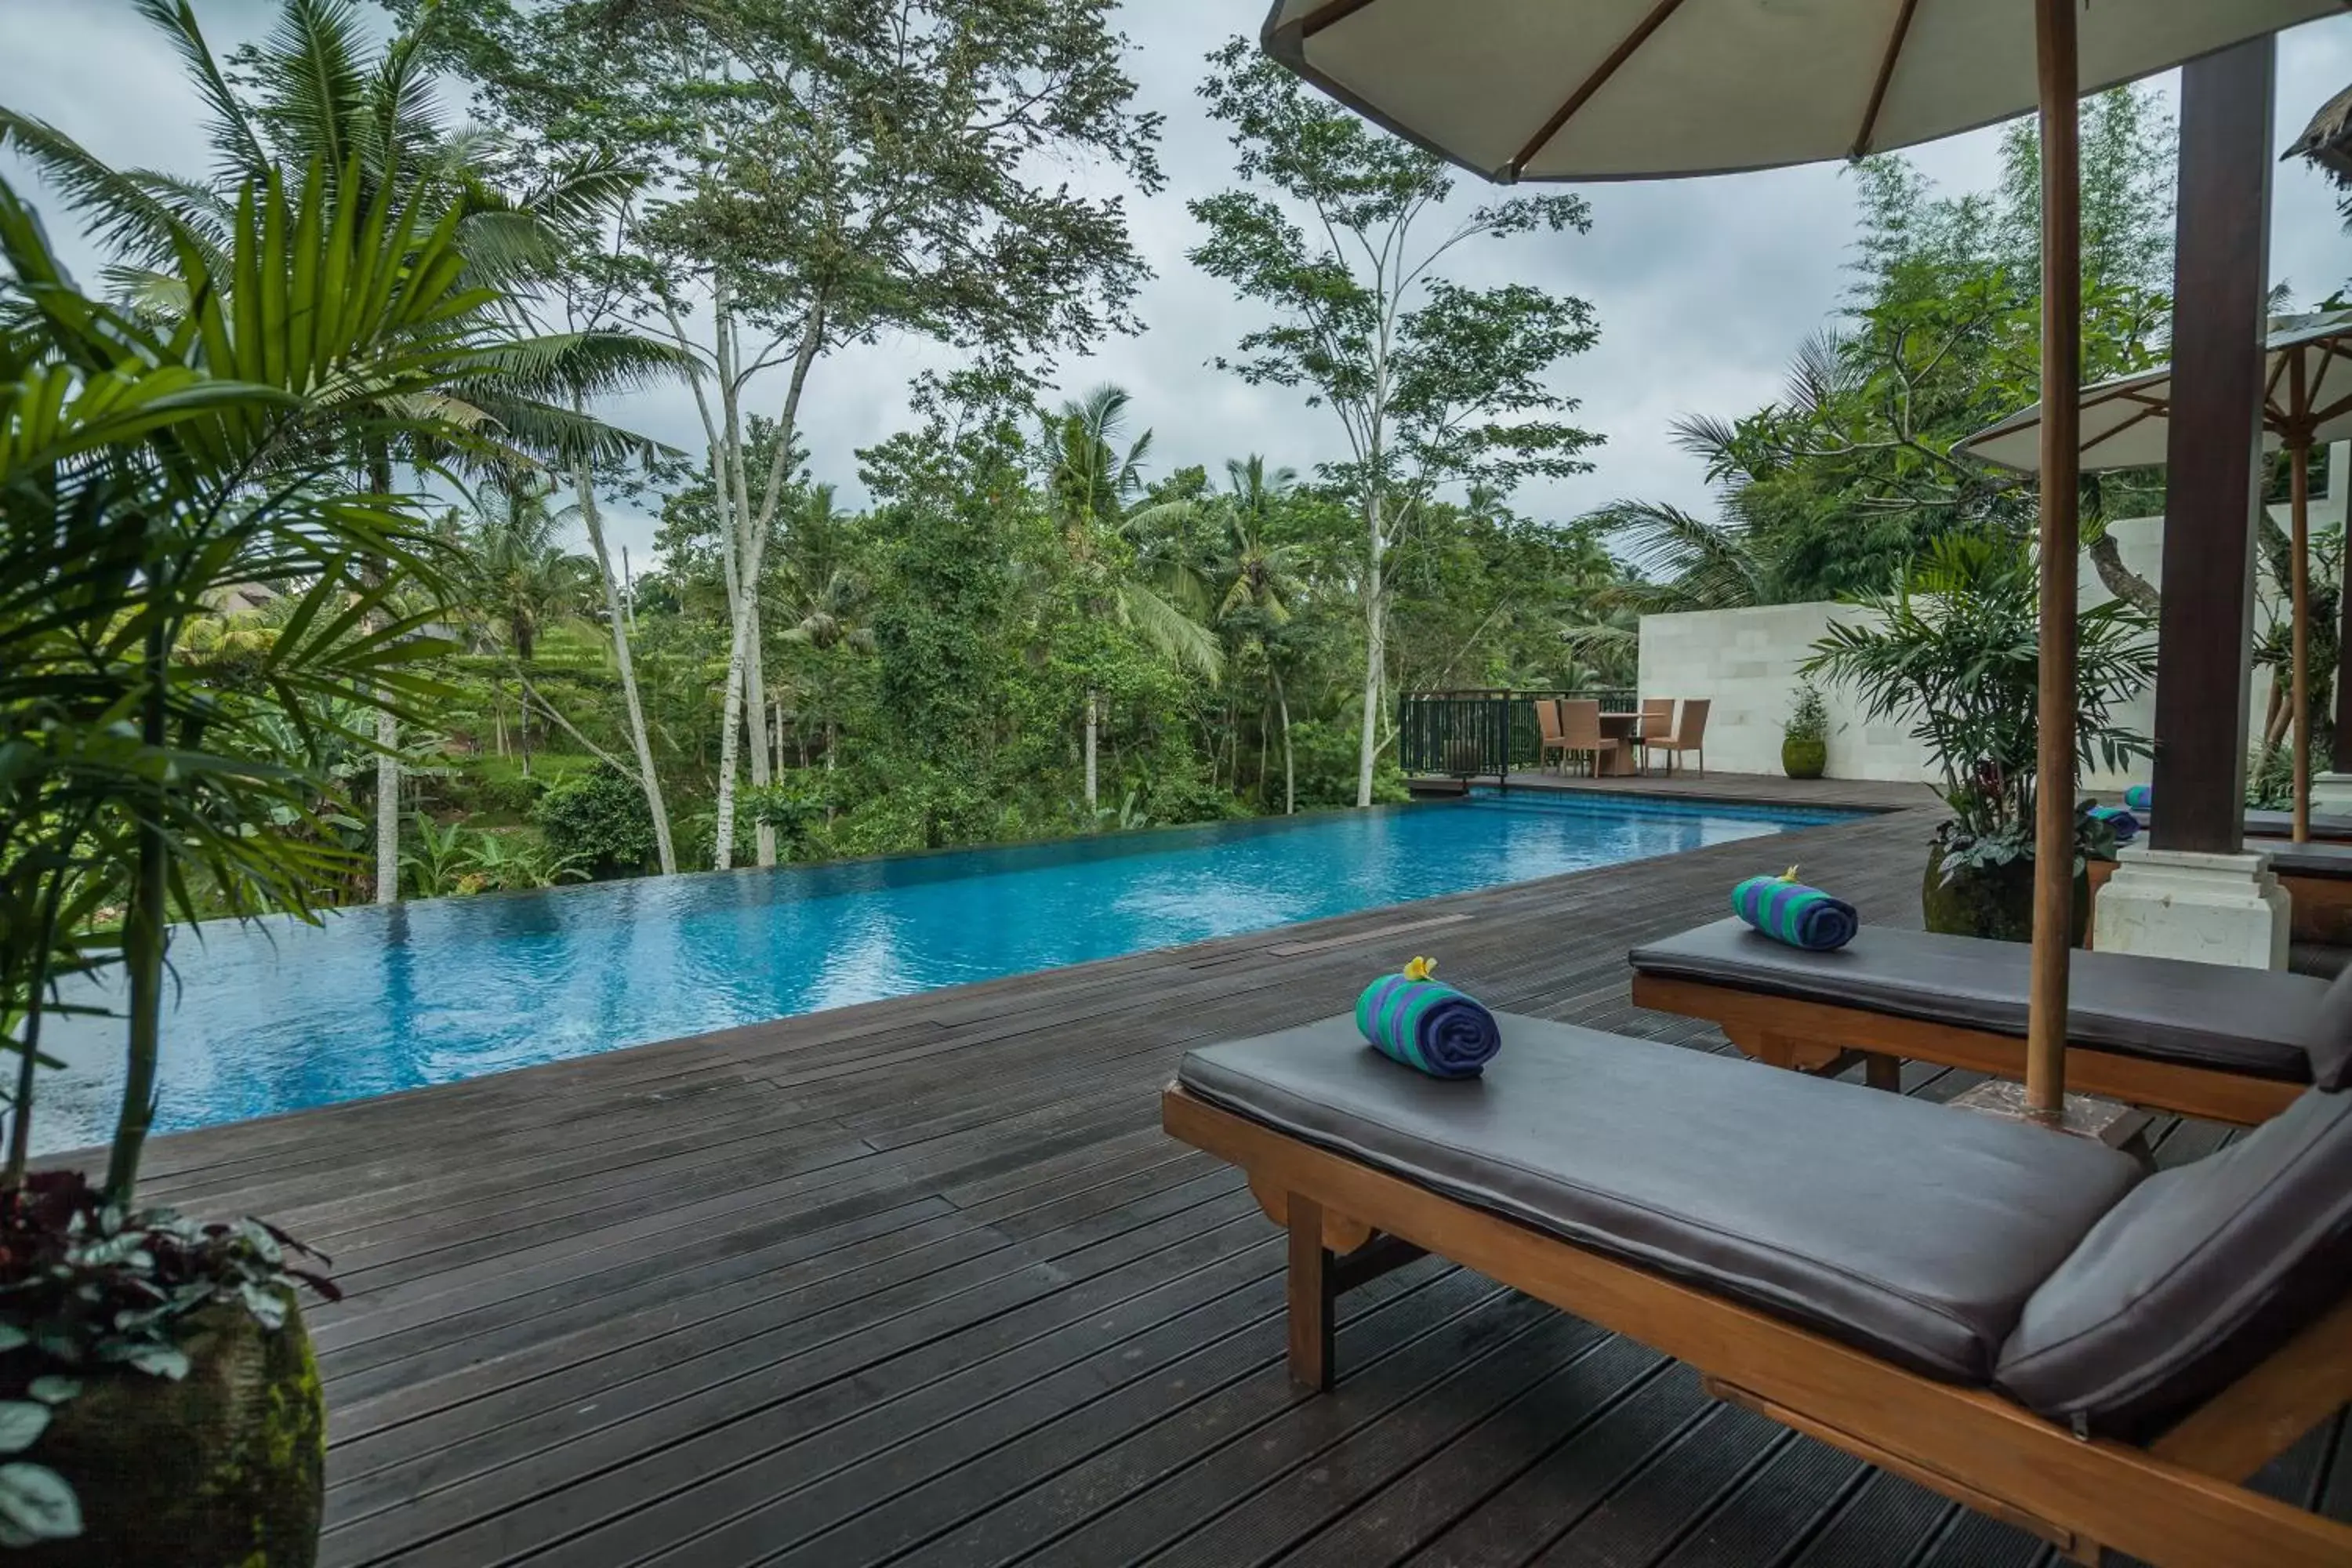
left=1806, top=535, right=2157, bottom=942
left=0, top=159, right=482, bottom=1562
left=1781, top=684, right=1831, bottom=779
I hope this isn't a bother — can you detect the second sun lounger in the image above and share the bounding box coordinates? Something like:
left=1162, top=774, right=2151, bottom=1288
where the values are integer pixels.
left=1628, top=919, right=2328, bottom=1124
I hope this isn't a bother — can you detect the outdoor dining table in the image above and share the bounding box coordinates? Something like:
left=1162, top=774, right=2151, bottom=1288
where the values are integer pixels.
left=1595, top=711, right=1646, bottom=777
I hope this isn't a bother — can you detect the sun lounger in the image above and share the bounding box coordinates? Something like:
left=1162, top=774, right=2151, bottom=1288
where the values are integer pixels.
left=2245, top=839, right=2352, bottom=945
left=1626, top=919, right=2328, bottom=1124
left=2246, top=808, right=2352, bottom=841
left=1163, top=1014, right=2352, bottom=1568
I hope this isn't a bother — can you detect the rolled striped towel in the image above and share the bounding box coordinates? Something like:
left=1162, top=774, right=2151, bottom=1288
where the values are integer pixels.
left=2122, top=783, right=2152, bottom=812
left=1732, top=876, right=1858, bottom=951
left=2089, top=804, right=2141, bottom=844
left=1354, top=975, right=1501, bottom=1079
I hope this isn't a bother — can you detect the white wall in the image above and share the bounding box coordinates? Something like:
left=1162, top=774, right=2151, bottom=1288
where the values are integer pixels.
left=1636, top=448, right=2350, bottom=786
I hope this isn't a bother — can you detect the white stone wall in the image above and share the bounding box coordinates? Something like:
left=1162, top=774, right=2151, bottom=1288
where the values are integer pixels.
left=1635, top=450, right=2348, bottom=786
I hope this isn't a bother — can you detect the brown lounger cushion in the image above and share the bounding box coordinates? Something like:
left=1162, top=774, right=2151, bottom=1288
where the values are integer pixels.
left=1628, top=920, right=2318, bottom=1082
left=2296, top=965, right=2352, bottom=1091
left=2259, top=840, right=2352, bottom=877
left=1997, top=1084, right=2352, bottom=1435
left=2245, top=808, right=2352, bottom=841
left=1179, top=1014, right=2140, bottom=1382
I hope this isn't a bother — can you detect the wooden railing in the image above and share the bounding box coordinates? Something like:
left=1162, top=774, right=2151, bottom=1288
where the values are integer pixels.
left=1397, top=689, right=1636, bottom=779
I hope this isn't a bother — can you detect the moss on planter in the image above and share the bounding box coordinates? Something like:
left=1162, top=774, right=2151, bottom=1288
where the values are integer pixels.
left=16, top=1299, right=323, bottom=1568
left=1780, top=736, right=1827, bottom=779
left=1922, top=843, right=2090, bottom=947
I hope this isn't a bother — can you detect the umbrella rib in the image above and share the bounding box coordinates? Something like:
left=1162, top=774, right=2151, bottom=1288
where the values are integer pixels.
left=2306, top=343, right=2336, bottom=420
left=2080, top=402, right=2163, bottom=461
left=1296, top=0, right=1388, bottom=41
left=1509, top=0, right=1692, bottom=178
left=1852, top=0, right=1923, bottom=158
left=2307, top=388, right=2352, bottom=426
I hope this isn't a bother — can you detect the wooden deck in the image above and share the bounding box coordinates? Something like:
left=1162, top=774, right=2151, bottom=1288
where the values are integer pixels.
left=1493, top=767, right=1940, bottom=814
left=78, top=795, right=2350, bottom=1567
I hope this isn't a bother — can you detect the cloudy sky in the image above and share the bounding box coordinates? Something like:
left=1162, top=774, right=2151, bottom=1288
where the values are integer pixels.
left=6, top=2, right=2352, bottom=564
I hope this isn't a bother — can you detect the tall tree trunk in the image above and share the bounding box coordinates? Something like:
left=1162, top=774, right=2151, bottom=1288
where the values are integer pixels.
left=1356, top=494, right=1387, bottom=808
left=1084, top=688, right=1100, bottom=815
left=106, top=615, right=172, bottom=1206
left=368, top=446, right=401, bottom=902
left=574, top=448, right=676, bottom=875
left=710, top=291, right=825, bottom=871
left=1273, top=666, right=1296, bottom=816
left=2087, top=532, right=2160, bottom=615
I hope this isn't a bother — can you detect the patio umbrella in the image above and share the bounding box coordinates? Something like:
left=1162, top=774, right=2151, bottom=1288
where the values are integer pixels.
left=1958, top=314, right=2352, bottom=842
left=1261, top=0, right=2338, bottom=1124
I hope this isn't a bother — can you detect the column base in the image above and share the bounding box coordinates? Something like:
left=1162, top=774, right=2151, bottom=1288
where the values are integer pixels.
left=2311, top=772, right=2352, bottom=814
left=2090, top=845, right=2288, bottom=971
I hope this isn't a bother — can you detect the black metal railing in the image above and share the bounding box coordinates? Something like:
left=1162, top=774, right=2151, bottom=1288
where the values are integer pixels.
left=1397, top=689, right=1637, bottom=779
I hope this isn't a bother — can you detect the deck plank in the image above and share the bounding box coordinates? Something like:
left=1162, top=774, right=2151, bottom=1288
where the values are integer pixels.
left=38, top=793, right=2351, bottom=1567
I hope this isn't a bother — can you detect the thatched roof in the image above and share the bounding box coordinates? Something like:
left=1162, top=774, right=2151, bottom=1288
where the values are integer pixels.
left=2287, top=81, right=2352, bottom=183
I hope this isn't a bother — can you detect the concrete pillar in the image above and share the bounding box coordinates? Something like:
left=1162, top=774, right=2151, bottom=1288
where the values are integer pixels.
left=2097, top=36, right=2284, bottom=967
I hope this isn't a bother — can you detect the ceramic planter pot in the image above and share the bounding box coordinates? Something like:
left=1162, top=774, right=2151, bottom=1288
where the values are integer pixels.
left=1922, top=842, right=2090, bottom=946
left=1781, top=736, right=1827, bottom=779
left=16, top=1298, right=325, bottom=1567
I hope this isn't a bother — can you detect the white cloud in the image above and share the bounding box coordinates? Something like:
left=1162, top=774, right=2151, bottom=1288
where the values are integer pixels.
left=5, top=1, right=2350, bottom=564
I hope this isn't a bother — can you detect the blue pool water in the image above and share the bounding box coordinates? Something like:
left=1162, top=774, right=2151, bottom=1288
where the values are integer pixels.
left=40, top=791, right=1857, bottom=1149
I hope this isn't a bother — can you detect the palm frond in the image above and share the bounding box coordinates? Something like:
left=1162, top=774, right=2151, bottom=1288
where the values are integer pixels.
left=521, top=151, right=646, bottom=234
left=0, top=110, right=198, bottom=268
left=129, top=0, right=268, bottom=186
left=1668, top=412, right=1744, bottom=481
left=461, top=328, right=696, bottom=400
left=1584, top=498, right=1766, bottom=612
left=258, top=0, right=374, bottom=180
left=1115, top=579, right=1223, bottom=678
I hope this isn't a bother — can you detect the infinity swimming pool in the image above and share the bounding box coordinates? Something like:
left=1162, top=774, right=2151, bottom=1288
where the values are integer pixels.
left=40, top=790, right=1858, bottom=1149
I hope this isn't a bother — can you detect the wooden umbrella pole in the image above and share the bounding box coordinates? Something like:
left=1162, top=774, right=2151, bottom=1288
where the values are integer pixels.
left=2293, top=436, right=2313, bottom=843
left=2292, top=352, right=2314, bottom=844
left=2026, top=0, right=2082, bottom=1127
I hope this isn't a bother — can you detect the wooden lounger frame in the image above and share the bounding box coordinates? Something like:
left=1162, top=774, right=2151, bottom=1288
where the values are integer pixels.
left=1628, top=972, right=2305, bottom=1127
left=1164, top=1083, right=2352, bottom=1568
left=2279, top=872, right=2352, bottom=946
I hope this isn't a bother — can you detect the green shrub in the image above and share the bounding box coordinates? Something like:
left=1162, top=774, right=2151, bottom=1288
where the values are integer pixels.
left=1287, top=718, right=1410, bottom=808
left=1784, top=683, right=1830, bottom=743
left=535, top=764, right=659, bottom=879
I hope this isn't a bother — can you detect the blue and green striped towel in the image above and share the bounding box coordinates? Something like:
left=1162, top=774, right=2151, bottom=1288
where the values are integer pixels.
left=1732, top=875, right=1858, bottom=951
left=2123, top=783, right=2152, bottom=812
left=2089, top=804, right=2141, bottom=844
left=1354, top=975, right=1501, bottom=1080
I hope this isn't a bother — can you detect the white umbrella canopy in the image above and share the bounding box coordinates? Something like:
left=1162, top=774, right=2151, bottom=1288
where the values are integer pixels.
left=1261, top=0, right=2336, bottom=1126
left=1262, top=0, right=2340, bottom=183
left=1956, top=314, right=2352, bottom=474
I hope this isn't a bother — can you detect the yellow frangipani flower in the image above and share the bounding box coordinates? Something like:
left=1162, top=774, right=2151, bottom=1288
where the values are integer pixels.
left=1403, top=956, right=1436, bottom=981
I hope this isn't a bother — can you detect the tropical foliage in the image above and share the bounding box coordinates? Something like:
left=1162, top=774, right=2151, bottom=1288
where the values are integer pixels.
left=1806, top=535, right=2158, bottom=877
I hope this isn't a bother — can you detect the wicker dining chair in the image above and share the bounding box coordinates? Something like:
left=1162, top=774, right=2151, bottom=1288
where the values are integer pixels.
left=1534, top=698, right=1571, bottom=771
left=1642, top=698, right=1710, bottom=776
left=1556, top=699, right=1618, bottom=777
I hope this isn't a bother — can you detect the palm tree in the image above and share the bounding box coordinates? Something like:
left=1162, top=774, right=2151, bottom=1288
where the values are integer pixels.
left=1206, top=456, right=1308, bottom=814
left=1, top=159, right=490, bottom=1204
left=456, top=485, right=597, bottom=775
left=1043, top=386, right=1221, bottom=814
left=2, top=0, right=673, bottom=901
left=773, top=483, right=873, bottom=773
left=469, top=486, right=597, bottom=665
